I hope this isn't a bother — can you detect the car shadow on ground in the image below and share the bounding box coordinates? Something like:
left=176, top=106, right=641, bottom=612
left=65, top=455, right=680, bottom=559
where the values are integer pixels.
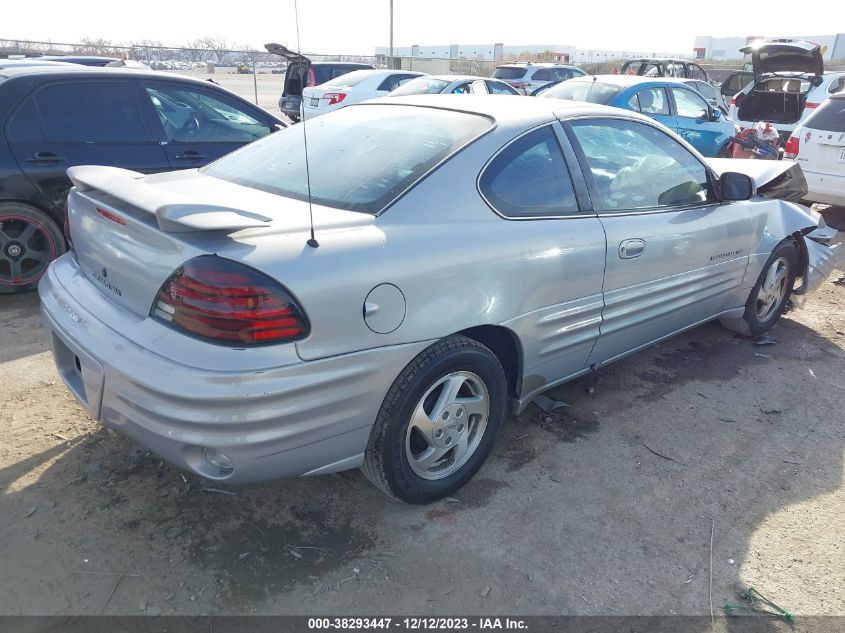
left=0, top=298, right=843, bottom=624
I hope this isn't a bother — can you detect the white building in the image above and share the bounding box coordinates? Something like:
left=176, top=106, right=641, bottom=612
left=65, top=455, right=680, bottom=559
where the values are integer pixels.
left=374, top=43, right=692, bottom=64
left=693, top=34, right=845, bottom=61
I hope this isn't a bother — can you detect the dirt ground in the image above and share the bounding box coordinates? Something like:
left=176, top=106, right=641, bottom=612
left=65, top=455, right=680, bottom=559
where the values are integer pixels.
left=1, top=215, right=844, bottom=619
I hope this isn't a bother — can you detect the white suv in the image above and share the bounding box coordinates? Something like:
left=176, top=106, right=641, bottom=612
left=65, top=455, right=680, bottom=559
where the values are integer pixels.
left=785, top=93, right=845, bottom=206
left=491, top=63, right=586, bottom=95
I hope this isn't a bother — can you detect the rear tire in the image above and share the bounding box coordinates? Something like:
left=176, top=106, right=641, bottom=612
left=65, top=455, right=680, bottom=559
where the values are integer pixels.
left=720, top=241, right=799, bottom=337
left=361, top=335, right=506, bottom=504
left=0, top=203, right=65, bottom=294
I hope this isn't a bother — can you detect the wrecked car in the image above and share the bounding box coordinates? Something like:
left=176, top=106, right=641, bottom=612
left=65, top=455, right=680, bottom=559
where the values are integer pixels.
left=39, top=97, right=841, bottom=504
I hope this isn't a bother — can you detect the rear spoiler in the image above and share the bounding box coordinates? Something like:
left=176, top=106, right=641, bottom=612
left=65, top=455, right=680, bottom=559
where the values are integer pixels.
left=67, top=166, right=272, bottom=232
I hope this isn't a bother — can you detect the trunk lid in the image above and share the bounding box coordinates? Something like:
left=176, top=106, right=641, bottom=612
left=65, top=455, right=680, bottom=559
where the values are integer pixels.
left=741, top=39, right=824, bottom=80
left=65, top=166, right=372, bottom=318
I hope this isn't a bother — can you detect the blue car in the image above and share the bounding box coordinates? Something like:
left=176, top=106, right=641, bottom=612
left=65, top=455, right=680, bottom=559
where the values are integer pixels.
left=539, top=75, right=737, bottom=157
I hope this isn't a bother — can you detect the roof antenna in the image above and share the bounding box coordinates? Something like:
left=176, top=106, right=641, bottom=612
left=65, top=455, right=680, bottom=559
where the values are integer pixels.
left=293, top=0, right=319, bottom=248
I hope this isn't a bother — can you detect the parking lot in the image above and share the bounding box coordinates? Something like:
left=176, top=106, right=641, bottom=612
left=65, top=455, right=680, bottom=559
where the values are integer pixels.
left=2, top=210, right=843, bottom=617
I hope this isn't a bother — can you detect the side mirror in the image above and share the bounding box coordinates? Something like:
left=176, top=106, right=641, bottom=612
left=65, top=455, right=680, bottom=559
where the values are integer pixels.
left=720, top=172, right=754, bottom=201
left=710, top=108, right=722, bottom=121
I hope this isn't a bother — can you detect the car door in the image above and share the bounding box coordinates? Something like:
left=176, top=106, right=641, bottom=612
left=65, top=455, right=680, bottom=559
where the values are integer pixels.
left=477, top=124, right=606, bottom=389
left=563, top=117, right=754, bottom=366
left=139, top=80, right=276, bottom=168
left=627, top=87, right=678, bottom=130
left=5, top=79, right=169, bottom=213
left=669, top=86, right=726, bottom=156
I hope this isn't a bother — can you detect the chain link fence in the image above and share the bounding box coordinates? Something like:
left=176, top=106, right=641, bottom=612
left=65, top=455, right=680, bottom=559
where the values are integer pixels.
left=5, top=38, right=843, bottom=115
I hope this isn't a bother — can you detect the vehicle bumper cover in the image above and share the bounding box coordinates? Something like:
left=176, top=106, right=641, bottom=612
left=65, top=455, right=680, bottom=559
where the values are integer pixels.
left=803, top=170, right=845, bottom=207
left=39, top=256, right=429, bottom=483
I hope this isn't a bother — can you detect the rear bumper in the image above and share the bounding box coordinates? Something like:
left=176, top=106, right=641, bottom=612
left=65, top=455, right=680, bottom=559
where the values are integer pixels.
left=279, top=95, right=302, bottom=119
left=39, top=254, right=428, bottom=483
left=802, top=169, right=845, bottom=206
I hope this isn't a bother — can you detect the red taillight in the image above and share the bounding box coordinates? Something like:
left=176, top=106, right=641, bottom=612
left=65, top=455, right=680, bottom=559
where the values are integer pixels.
left=784, top=135, right=800, bottom=159
left=512, top=82, right=529, bottom=90
left=805, top=102, right=819, bottom=109
left=151, top=256, right=309, bottom=346
left=96, top=207, right=126, bottom=225
left=730, top=96, right=737, bottom=106
left=323, top=92, right=346, bottom=105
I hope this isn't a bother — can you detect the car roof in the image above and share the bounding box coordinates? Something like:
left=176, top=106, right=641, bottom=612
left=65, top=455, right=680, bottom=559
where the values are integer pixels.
left=496, top=62, right=579, bottom=69
left=0, top=59, right=82, bottom=69
left=366, top=93, right=653, bottom=126
left=625, top=58, right=689, bottom=63
left=421, top=75, right=488, bottom=82
left=565, top=74, right=675, bottom=87
left=0, top=64, right=212, bottom=83
left=311, top=61, right=374, bottom=67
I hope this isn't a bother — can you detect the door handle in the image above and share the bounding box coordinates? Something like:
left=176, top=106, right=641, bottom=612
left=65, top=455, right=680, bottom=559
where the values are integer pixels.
left=24, top=152, right=66, bottom=164
left=174, top=151, right=207, bottom=161
left=619, top=239, right=646, bottom=259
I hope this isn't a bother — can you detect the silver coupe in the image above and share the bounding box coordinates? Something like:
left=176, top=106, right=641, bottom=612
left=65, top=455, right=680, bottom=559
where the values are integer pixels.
left=39, top=95, right=840, bottom=503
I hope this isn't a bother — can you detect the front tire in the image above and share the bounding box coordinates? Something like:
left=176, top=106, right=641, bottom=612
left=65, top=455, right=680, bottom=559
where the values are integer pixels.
left=361, top=335, right=507, bottom=504
left=720, top=241, right=799, bottom=337
left=0, top=203, right=66, bottom=294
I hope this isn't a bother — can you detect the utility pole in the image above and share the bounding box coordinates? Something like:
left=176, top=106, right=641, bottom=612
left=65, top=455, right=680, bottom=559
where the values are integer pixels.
left=389, top=0, right=394, bottom=68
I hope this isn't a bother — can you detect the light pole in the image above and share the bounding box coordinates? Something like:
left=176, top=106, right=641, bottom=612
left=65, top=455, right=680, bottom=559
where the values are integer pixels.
left=389, top=0, right=394, bottom=68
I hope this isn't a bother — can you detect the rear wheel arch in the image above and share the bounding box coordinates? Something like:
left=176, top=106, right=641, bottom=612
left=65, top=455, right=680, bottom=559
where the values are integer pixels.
left=458, top=324, right=523, bottom=403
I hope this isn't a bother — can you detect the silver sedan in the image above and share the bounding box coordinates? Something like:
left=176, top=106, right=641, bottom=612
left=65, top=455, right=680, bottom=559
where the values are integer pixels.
left=40, top=95, right=840, bottom=503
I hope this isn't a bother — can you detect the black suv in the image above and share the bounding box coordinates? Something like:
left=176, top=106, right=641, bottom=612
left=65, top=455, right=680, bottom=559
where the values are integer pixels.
left=0, top=65, right=284, bottom=293
left=265, top=44, right=374, bottom=121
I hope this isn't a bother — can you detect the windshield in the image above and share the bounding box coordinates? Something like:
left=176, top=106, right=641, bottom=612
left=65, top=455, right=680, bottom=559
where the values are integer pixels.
left=806, top=98, right=845, bottom=132
left=492, top=67, right=527, bottom=80
left=203, top=105, right=492, bottom=214
left=540, top=80, right=623, bottom=104
left=391, top=78, right=451, bottom=95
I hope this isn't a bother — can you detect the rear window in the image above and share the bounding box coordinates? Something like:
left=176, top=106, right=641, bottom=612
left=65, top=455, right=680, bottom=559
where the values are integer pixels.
left=312, top=65, right=363, bottom=85
left=805, top=98, right=845, bottom=133
left=203, top=105, right=492, bottom=214
left=391, top=78, right=451, bottom=96
left=540, top=80, right=623, bottom=104
left=323, top=69, right=375, bottom=88
left=492, top=67, right=527, bottom=80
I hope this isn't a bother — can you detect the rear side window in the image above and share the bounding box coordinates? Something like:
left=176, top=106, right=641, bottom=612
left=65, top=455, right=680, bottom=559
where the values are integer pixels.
left=20, top=81, right=147, bottom=143
left=551, top=68, right=573, bottom=81
left=531, top=69, right=552, bottom=82
left=541, top=81, right=623, bottom=104
left=806, top=98, right=845, bottom=132
left=492, top=67, right=526, bottom=80
left=325, top=70, right=374, bottom=88
left=629, top=88, right=670, bottom=115
left=377, top=74, right=420, bottom=92
left=479, top=125, right=579, bottom=218
left=6, top=96, right=44, bottom=142
left=204, top=104, right=492, bottom=214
